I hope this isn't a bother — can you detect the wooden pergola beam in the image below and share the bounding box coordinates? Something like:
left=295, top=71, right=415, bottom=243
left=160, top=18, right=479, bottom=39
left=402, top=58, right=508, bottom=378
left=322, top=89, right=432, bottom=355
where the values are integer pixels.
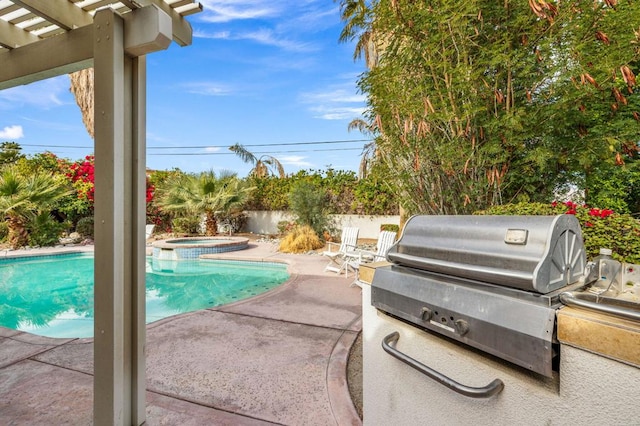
left=12, top=0, right=93, bottom=30
left=0, top=24, right=93, bottom=89
left=0, top=17, right=39, bottom=48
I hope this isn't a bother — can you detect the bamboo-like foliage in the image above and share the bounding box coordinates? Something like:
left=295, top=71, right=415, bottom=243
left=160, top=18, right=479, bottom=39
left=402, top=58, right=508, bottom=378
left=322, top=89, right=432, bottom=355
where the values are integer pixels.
left=359, top=0, right=640, bottom=215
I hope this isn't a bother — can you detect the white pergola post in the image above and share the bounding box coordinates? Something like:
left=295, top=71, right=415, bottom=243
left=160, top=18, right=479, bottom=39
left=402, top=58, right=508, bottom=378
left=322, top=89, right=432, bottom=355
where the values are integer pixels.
left=93, top=8, right=146, bottom=425
left=0, top=3, right=198, bottom=425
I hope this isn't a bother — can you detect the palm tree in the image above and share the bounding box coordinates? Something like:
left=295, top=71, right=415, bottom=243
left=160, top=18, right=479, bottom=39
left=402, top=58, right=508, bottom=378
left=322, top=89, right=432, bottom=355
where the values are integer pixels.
left=348, top=118, right=379, bottom=179
left=336, top=0, right=378, bottom=68
left=155, top=170, right=253, bottom=236
left=229, top=143, right=285, bottom=178
left=69, top=68, right=94, bottom=139
left=0, top=167, right=71, bottom=249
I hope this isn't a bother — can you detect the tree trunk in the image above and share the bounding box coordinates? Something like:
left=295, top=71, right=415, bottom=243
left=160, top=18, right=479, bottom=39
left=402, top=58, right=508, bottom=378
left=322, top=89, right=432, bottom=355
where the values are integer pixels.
left=7, top=215, right=29, bottom=249
left=205, top=212, right=217, bottom=236
left=69, top=68, right=95, bottom=139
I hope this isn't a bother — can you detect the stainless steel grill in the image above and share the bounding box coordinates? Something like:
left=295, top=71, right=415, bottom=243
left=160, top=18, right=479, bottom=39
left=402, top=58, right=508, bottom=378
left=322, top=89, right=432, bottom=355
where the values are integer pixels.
left=371, top=214, right=587, bottom=378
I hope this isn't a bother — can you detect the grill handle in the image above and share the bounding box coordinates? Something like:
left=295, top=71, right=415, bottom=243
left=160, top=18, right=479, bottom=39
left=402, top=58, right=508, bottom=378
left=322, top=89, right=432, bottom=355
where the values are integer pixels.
left=382, top=331, right=504, bottom=399
left=559, top=291, right=640, bottom=322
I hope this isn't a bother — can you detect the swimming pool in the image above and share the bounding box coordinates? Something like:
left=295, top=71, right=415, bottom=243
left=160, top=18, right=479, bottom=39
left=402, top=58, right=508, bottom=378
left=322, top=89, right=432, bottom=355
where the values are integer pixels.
left=0, top=253, right=289, bottom=338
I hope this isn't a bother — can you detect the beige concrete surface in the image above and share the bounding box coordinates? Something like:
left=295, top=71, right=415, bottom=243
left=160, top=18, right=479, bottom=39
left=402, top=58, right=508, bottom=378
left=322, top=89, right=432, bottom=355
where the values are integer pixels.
left=0, top=241, right=362, bottom=425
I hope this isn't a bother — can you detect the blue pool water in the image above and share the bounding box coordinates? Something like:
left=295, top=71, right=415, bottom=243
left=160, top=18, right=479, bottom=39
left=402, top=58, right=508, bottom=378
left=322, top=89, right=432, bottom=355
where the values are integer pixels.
left=0, top=253, right=289, bottom=338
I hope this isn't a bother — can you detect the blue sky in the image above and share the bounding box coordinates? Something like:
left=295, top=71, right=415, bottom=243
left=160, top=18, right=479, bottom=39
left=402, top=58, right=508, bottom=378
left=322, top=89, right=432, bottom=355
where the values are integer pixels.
left=0, top=0, right=368, bottom=177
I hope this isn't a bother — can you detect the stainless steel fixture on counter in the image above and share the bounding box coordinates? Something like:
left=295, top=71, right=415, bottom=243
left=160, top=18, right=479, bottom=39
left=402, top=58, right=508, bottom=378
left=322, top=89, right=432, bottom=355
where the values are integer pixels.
left=363, top=215, right=640, bottom=425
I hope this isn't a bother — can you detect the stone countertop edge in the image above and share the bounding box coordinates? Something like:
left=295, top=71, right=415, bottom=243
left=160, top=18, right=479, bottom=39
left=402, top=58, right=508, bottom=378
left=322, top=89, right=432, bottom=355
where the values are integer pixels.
left=557, top=306, right=640, bottom=368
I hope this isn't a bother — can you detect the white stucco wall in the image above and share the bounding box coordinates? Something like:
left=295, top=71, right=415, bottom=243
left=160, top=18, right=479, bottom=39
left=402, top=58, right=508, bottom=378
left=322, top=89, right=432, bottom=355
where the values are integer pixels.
left=362, top=284, right=640, bottom=425
left=244, top=211, right=400, bottom=239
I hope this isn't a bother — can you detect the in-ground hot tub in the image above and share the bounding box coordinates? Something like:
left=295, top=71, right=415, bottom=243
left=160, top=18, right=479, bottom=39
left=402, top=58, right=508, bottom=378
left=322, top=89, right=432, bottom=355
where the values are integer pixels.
left=152, top=236, right=250, bottom=260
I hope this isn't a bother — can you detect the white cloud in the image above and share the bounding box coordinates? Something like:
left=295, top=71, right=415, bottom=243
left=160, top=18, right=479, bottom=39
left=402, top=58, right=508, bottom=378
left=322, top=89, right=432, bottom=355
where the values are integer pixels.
left=195, top=28, right=315, bottom=52
left=0, top=125, right=24, bottom=140
left=280, top=155, right=312, bottom=167
left=194, top=30, right=231, bottom=39
left=309, top=106, right=366, bottom=120
left=204, top=146, right=222, bottom=153
left=198, top=0, right=280, bottom=23
left=182, top=82, right=234, bottom=96
left=300, top=89, right=366, bottom=104
left=0, top=76, right=68, bottom=109
left=195, top=1, right=331, bottom=51
left=299, top=81, right=367, bottom=121
left=240, top=29, right=315, bottom=52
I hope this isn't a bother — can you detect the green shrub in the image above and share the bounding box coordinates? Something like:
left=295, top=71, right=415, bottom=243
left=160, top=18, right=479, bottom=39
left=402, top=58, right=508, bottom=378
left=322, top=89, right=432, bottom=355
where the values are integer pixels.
left=289, top=181, right=331, bottom=239
left=76, top=216, right=94, bottom=238
left=172, top=216, right=201, bottom=235
left=243, top=168, right=399, bottom=215
left=277, top=220, right=296, bottom=236
left=28, top=213, right=69, bottom=247
left=380, top=224, right=400, bottom=233
left=475, top=202, right=640, bottom=264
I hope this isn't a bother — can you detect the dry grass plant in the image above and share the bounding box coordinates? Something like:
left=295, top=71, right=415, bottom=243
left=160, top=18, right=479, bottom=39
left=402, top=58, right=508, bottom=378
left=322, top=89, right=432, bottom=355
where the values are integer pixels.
left=278, top=225, right=324, bottom=253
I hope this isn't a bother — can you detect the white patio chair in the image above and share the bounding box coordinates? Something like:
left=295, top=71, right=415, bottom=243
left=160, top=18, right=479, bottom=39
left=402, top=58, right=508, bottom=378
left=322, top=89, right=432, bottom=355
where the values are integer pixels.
left=145, top=224, right=155, bottom=240
left=347, top=230, right=397, bottom=284
left=323, top=227, right=359, bottom=277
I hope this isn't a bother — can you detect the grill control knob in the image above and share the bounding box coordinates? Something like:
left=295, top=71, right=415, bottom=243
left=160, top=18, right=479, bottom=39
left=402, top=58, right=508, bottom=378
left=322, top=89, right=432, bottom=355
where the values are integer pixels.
left=454, top=319, right=469, bottom=336
left=421, top=307, right=432, bottom=320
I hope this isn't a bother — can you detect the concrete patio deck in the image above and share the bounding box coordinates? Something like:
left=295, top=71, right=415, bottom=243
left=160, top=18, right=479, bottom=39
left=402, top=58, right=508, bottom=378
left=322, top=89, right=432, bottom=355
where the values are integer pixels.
left=0, top=241, right=363, bottom=425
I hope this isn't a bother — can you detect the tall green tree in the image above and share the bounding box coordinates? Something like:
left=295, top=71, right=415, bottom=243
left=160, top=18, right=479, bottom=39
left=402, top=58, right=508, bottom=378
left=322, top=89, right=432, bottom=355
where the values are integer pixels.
left=0, top=167, right=71, bottom=249
left=155, top=170, right=253, bottom=236
left=357, top=0, right=640, bottom=215
left=0, top=142, right=24, bottom=166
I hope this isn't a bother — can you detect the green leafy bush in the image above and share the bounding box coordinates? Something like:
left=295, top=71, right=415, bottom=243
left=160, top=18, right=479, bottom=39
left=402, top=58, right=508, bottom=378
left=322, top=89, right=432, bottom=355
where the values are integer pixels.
left=380, top=224, right=400, bottom=233
left=476, top=202, right=640, bottom=264
left=28, top=213, right=69, bottom=247
left=277, top=220, right=296, bottom=236
left=76, top=216, right=94, bottom=238
left=244, top=168, right=398, bottom=215
left=172, top=216, right=201, bottom=235
left=289, top=181, right=332, bottom=239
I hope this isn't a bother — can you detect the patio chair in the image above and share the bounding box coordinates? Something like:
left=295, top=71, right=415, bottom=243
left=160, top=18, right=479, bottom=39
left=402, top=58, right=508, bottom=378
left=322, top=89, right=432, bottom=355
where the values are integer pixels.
left=347, top=230, right=397, bottom=284
left=145, top=224, right=155, bottom=240
left=323, top=227, right=359, bottom=277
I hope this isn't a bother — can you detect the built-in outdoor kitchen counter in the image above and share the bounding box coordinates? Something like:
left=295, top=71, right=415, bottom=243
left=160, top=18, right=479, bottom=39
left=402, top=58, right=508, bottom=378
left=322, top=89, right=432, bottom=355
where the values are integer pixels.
left=359, top=215, right=640, bottom=425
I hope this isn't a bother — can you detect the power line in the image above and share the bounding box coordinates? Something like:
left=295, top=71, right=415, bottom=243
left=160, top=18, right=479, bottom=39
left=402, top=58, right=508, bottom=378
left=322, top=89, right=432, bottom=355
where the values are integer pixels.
left=149, top=147, right=364, bottom=156
left=150, top=139, right=371, bottom=149
left=16, top=139, right=372, bottom=150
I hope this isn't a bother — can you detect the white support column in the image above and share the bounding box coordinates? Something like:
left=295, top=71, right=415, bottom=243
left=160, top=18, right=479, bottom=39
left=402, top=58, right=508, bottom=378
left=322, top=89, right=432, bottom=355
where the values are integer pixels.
left=93, top=8, right=146, bottom=425
left=130, top=54, right=147, bottom=426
